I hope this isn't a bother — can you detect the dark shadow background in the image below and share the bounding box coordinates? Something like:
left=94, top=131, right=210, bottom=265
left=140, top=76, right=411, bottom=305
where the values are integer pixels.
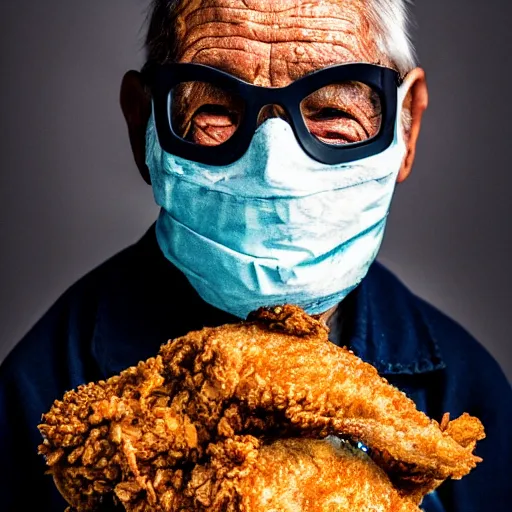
left=0, top=0, right=511, bottom=382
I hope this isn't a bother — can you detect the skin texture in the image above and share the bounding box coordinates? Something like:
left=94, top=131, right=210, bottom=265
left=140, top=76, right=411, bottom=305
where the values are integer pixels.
left=172, top=0, right=384, bottom=85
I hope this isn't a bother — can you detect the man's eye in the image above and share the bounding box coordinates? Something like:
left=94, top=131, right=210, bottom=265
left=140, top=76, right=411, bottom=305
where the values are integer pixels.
left=194, top=104, right=235, bottom=120
left=187, top=104, right=241, bottom=146
left=311, top=108, right=352, bottom=121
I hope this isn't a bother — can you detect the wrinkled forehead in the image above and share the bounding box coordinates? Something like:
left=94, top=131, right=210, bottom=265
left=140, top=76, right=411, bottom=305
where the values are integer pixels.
left=172, top=0, right=387, bottom=86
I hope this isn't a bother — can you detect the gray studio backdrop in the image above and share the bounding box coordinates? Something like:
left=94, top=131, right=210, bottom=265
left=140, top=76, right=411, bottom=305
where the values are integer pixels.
left=0, top=1, right=511, bottom=382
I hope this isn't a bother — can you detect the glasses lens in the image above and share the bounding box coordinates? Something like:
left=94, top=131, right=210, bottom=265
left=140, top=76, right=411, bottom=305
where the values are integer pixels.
left=169, top=81, right=245, bottom=146
left=300, top=81, right=382, bottom=146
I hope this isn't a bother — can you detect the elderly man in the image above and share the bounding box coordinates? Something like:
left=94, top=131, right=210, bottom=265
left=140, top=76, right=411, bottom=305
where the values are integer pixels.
left=1, top=0, right=511, bottom=510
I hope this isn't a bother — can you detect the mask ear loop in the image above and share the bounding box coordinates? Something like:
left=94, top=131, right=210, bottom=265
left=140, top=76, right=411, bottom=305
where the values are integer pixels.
left=398, top=78, right=412, bottom=105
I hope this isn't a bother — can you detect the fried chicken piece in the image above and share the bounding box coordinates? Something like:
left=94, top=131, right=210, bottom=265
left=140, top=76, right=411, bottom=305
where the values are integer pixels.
left=38, top=305, right=485, bottom=511
left=38, top=357, right=201, bottom=511
left=160, top=305, right=484, bottom=481
left=186, top=436, right=421, bottom=511
left=373, top=411, right=487, bottom=503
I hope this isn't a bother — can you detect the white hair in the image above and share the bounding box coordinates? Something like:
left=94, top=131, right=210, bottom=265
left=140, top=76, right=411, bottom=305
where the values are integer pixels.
left=367, top=0, right=417, bottom=76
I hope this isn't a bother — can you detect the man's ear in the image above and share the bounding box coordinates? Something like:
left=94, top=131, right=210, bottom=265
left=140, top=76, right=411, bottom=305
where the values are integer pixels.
left=397, top=67, right=428, bottom=183
left=120, top=70, right=152, bottom=185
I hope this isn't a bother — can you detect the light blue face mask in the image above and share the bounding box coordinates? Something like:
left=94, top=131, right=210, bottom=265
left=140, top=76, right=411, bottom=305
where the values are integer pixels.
left=146, top=82, right=410, bottom=319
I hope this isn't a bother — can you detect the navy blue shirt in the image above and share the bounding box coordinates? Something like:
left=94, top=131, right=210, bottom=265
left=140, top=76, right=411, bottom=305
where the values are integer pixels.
left=1, top=224, right=511, bottom=511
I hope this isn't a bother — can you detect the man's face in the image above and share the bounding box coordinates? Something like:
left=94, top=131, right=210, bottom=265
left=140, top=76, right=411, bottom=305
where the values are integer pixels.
left=120, top=0, right=427, bottom=184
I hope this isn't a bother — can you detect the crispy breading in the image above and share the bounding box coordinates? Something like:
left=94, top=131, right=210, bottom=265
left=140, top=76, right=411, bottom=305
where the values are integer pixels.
left=38, top=305, right=485, bottom=511
left=187, top=436, right=421, bottom=511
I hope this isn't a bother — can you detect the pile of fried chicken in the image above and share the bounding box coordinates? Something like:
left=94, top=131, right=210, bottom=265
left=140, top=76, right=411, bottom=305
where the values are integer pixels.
left=38, top=305, right=485, bottom=511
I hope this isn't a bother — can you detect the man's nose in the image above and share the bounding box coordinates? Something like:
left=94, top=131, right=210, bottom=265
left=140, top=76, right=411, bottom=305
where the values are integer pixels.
left=256, top=104, right=290, bottom=126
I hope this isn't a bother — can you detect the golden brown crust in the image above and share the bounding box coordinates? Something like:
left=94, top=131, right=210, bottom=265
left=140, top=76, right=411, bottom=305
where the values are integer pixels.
left=38, top=305, right=485, bottom=511
left=187, top=437, right=421, bottom=511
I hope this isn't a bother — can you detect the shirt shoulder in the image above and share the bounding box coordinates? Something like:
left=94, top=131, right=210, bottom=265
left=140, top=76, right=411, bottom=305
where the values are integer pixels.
left=0, top=235, right=150, bottom=511
left=0, top=233, right=143, bottom=384
left=377, top=263, right=512, bottom=416
left=0, top=222, right=211, bottom=386
left=371, top=261, right=510, bottom=386
left=413, top=293, right=510, bottom=390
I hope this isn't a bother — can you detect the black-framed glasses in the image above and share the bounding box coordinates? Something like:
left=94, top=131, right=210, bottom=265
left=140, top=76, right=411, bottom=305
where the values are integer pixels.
left=142, top=62, right=401, bottom=166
